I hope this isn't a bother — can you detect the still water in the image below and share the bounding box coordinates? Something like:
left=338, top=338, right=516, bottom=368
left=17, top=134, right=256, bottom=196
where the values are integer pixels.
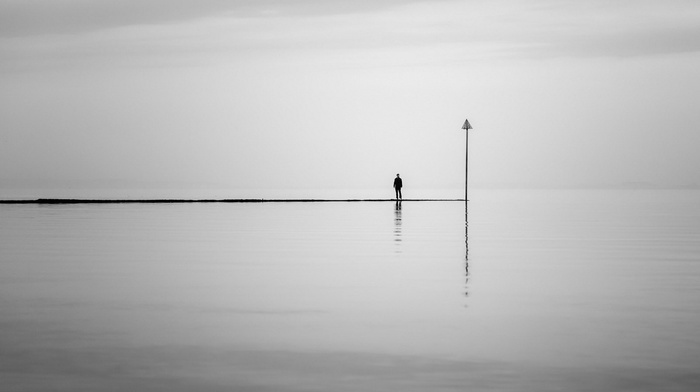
left=1, top=190, right=699, bottom=391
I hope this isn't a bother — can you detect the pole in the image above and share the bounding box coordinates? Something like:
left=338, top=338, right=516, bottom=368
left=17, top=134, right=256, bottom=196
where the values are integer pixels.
left=465, top=128, right=469, bottom=261
left=465, top=128, right=469, bottom=202
left=461, top=117, right=472, bottom=261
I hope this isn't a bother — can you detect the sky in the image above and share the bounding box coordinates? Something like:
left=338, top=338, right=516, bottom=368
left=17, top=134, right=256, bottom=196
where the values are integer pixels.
left=2, top=0, right=700, bottom=197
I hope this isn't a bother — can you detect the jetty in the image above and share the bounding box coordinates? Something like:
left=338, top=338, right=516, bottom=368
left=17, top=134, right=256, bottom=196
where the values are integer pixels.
left=1, top=198, right=464, bottom=204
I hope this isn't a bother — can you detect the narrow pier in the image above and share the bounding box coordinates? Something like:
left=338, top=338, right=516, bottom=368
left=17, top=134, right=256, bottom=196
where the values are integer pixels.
left=1, top=198, right=464, bottom=204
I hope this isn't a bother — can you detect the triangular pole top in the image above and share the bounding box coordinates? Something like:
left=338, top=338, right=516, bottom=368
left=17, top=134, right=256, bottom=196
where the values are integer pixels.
left=462, top=118, right=473, bottom=130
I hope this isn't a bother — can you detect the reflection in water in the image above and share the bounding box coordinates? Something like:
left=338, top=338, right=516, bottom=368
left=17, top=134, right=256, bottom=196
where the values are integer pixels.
left=465, top=200, right=469, bottom=297
left=465, top=201, right=469, bottom=260
left=394, top=201, right=402, bottom=252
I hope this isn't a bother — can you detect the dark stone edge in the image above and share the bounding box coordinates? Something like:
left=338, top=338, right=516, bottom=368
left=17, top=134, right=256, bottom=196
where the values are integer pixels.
left=1, top=198, right=465, bottom=204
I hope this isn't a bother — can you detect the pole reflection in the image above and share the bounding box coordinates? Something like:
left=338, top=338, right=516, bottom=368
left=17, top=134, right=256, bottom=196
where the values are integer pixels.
left=465, top=200, right=469, bottom=297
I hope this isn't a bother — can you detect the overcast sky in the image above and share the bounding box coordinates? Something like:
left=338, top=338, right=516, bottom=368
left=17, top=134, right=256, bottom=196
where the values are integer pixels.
left=2, top=0, right=700, bottom=196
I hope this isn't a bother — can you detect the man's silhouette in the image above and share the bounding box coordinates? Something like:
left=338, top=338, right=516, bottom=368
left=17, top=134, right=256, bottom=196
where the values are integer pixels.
left=393, top=174, right=403, bottom=200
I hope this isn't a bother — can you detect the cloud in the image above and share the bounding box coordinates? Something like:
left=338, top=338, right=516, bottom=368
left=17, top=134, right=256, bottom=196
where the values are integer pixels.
left=0, top=0, right=225, bottom=37
left=2, top=0, right=700, bottom=74
left=526, top=0, right=700, bottom=57
left=0, top=0, right=430, bottom=37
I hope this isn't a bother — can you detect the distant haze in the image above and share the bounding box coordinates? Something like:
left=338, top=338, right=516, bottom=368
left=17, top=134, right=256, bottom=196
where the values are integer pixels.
left=2, top=0, right=700, bottom=196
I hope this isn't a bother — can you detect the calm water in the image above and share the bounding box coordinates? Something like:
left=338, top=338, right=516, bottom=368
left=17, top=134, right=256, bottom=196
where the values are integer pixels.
left=1, top=190, right=699, bottom=391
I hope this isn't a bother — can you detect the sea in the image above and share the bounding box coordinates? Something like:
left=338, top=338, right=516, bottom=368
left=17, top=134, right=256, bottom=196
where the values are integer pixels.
left=1, top=189, right=699, bottom=391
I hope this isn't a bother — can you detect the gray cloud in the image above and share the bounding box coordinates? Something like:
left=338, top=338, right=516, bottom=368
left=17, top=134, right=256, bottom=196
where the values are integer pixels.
left=0, top=0, right=430, bottom=37
left=563, top=25, right=700, bottom=58
left=2, top=0, right=700, bottom=73
left=528, top=0, right=700, bottom=58
left=464, top=0, right=700, bottom=58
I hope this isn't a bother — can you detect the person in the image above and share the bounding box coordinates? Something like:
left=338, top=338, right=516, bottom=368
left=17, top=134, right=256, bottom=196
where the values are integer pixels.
left=393, top=173, right=403, bottom=200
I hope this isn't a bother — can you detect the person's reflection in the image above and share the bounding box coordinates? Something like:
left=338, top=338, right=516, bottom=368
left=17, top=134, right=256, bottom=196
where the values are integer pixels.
left=394, top=200, right=402, bottom=251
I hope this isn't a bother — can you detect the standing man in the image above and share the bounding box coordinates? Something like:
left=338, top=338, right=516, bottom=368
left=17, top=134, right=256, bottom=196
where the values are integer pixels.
left=393, top=173, right=403, bottom=200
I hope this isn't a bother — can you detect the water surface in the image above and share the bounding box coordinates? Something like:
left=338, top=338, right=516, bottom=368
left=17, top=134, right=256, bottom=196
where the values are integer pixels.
left=1, top=190, right=699, bottom=391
